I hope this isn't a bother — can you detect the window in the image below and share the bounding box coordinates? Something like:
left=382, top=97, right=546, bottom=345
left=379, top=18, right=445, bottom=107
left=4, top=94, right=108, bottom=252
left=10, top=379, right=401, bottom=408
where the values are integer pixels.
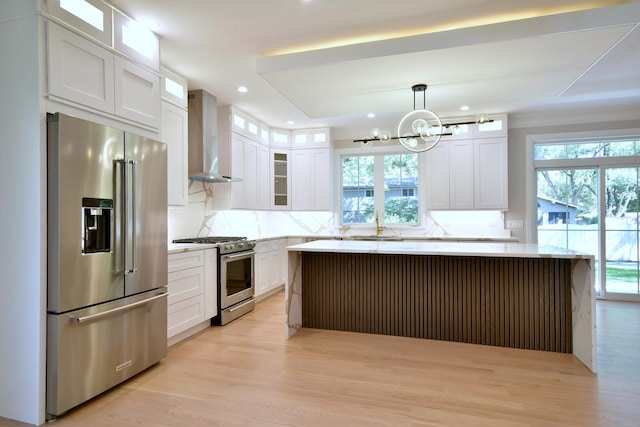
left=534, top=137, right=640, bottom=299
left=342, top=153, right=419, bottom=225
left=535, top=139, right=640, bottom=160
left=342, top=156, right=374, bottom=223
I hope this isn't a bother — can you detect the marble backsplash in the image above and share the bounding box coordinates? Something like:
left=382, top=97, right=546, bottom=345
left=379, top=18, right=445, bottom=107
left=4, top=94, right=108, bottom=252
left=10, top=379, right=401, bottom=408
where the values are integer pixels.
left=168, top=181, right=511, bottom=241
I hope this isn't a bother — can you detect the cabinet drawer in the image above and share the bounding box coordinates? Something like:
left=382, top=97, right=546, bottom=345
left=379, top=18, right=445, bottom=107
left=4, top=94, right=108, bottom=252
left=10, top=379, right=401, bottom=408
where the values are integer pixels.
left=168, top=250, right=204, bottom=273
left=168, top=266, right=205, bottom=305
left=167, top=295, right=205, bottom=338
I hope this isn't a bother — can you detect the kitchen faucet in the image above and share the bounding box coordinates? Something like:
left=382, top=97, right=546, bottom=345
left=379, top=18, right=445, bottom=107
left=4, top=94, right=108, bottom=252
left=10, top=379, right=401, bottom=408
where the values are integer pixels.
left=375, top=211, right=384, bottom=236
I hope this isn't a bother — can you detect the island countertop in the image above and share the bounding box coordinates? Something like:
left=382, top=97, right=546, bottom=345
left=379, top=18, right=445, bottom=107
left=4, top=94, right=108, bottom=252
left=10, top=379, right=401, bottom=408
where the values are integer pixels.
left=287, top=239, right=594, bottom=260
left=286, top=239, right=597, bottom=372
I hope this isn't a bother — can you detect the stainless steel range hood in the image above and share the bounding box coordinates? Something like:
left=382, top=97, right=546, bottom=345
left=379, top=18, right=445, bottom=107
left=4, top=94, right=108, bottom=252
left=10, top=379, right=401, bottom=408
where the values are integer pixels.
left=187, top=89, right=241, bottom=183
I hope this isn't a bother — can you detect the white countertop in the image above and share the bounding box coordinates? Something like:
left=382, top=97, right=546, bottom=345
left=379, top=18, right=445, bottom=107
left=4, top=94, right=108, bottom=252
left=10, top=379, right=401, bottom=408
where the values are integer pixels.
left=168, top=242, right=218, bottom=254
left=287, top=239, right=594, bottom=260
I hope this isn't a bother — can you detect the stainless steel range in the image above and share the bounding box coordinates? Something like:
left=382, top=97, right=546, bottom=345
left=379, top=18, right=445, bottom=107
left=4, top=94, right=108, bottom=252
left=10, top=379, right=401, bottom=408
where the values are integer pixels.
left=173, top=236, right=256, bottom=325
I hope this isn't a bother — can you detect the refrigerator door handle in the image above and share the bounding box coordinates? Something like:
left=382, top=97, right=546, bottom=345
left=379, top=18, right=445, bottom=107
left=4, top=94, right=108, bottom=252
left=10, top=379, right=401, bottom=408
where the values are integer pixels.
left=69, top=292, right=167, bottom=324
left=115, top=158, right=127, bottom=275
left=129, top=159, right=138, bottom=274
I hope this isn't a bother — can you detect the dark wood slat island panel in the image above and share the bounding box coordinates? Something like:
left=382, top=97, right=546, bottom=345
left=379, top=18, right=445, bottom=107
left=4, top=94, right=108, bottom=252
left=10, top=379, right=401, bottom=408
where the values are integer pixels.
left=301, top=252, right=572, bottom=353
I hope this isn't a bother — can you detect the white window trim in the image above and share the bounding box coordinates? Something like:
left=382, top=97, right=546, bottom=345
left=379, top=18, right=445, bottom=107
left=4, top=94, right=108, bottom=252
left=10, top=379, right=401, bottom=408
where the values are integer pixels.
left=334, top=144, right=427, bottom=228
left=525, top=127, right=640, bottom=243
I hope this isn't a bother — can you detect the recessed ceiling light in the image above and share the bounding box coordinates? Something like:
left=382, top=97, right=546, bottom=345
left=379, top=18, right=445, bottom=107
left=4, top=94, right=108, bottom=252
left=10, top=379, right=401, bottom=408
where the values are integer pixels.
left=238, top=86, right=248, bottom=93
left=460, top=105, right=470, bottom=111
left=287, top=120, right=295, bottom=125
left=368, top=113, right=375, bottom=118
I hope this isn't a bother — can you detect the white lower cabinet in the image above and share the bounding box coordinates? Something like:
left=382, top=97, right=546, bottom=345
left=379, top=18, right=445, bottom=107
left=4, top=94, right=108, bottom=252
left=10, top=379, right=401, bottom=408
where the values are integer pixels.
left=167, top=248, right=217, bottom=345
left=255, top=239, right=286, bottom=299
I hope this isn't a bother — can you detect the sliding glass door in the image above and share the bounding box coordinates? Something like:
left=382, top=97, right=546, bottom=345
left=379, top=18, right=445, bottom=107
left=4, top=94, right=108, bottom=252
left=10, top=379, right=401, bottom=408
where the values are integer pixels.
left=604, top=167, right=640, bottom=296
left=536, top=168, right=601, bottom=294
left=533, top=138, right=640, bottom=300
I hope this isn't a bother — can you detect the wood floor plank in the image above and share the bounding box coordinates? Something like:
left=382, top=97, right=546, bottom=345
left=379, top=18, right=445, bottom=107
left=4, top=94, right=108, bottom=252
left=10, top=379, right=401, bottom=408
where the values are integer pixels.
left=2, top=293, right=639, bottom=426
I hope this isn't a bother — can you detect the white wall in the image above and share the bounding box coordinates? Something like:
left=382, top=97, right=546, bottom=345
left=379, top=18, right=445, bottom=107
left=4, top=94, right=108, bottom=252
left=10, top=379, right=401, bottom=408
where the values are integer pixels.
left=0, top=2, right=47, bottom=425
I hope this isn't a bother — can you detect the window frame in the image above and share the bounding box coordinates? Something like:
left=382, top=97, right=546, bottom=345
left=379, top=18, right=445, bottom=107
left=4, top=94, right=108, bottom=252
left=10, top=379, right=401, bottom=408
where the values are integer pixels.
left=336, top=144, right=426, bottom=227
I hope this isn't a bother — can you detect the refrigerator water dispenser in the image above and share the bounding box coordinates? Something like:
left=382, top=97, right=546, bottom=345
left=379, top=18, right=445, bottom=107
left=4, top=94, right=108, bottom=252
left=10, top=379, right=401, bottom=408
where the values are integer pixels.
left=81, top=197, right=112, bottom=254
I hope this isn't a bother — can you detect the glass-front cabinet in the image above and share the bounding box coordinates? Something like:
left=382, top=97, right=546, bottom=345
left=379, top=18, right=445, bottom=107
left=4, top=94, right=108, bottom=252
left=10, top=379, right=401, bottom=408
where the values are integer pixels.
left=271, top=149, right=291, bottom=210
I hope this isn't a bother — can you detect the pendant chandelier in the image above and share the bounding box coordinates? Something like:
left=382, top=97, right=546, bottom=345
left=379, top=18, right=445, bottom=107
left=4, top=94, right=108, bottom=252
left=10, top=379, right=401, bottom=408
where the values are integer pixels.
left=353, top=84, right=492, bottom=152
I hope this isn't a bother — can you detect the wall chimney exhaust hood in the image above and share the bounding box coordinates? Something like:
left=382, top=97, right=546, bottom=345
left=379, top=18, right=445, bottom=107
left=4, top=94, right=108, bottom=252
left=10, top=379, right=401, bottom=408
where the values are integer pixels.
left=187, top=89, right=241, bottom=183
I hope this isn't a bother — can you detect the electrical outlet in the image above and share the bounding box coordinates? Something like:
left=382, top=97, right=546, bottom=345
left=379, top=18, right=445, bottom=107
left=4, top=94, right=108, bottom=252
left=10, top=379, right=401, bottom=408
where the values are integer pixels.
left=507, top=219, right=524, bottom=229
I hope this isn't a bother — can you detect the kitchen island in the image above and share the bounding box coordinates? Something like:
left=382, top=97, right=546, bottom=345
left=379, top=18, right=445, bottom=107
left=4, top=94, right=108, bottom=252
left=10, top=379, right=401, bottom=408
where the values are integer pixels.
left=286, top=240, right=596, bottom=372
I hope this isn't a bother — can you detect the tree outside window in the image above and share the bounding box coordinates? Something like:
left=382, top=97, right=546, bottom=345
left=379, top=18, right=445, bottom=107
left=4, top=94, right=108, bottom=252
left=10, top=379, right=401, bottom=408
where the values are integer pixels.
left=342, top=153, right=419, bottom=225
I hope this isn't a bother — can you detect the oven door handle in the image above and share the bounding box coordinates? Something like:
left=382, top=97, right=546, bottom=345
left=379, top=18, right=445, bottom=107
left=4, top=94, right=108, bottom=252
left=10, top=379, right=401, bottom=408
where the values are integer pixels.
left=222, top=250, right=255, bottom=261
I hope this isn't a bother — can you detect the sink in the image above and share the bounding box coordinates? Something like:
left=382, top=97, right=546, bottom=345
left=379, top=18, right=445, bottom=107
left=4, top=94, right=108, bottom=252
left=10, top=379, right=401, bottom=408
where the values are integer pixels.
left=349, top=235, right=403, bottom=241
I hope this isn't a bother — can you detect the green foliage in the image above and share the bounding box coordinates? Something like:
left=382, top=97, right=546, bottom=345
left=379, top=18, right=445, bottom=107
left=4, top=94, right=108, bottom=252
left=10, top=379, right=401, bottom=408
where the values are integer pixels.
left=385, top=197, right=418, bottom=224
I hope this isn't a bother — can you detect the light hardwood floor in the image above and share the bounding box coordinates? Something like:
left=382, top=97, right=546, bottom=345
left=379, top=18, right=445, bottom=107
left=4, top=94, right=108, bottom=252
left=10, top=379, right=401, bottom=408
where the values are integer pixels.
left=3, top=293, right=640, bottom=426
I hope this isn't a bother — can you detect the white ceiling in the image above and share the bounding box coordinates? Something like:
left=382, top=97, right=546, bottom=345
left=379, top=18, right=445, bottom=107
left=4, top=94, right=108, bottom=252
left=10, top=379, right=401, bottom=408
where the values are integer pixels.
left=111, top=0, right=640, bottom=141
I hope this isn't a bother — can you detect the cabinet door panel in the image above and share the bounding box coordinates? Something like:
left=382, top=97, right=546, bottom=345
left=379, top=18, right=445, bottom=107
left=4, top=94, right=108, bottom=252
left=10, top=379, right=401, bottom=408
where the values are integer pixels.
left=474, top=137, right=508, bottom=209
left=47, top=23, right=115, bottom=113
left=167, top=266, right=205, bottom=305
left=231, top=135, right=244, bottom=208
left=311, top=149, right=331, bottom=210
left=425, top=144, right=450, bottom=209
left=162, top=102, right=188, bottom=206
left=243, top=139, right=259, bottom=209
left=449, top=140, right=474, bottom=209
left=292, top=151, right=311, bottom=210
left=258, top=145, right=271, bottom=210
left=271, top=149, right=291, bottom=210
left=114, top=56, right=160, bottom=128
left=46, top=0, right=113, bottom=45
left=167, top=296, right=205, bottom=338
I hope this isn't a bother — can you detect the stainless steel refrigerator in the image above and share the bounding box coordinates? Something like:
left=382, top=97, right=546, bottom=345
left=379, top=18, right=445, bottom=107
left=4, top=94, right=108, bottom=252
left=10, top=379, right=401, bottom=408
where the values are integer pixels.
left=46, top=113, right=168, bottom=418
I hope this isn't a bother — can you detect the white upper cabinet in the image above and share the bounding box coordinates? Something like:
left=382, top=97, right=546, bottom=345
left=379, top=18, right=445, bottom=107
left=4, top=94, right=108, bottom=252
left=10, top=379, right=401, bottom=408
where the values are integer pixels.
left=474, top=115, right=507, bottom=138
left=160, top=68, right=188, bottom=108
left=449, top=139, right=475, bottom=209
left=425, top=136, right=508, bottom=210
left=474, top=137, right=508, bottom=209
left=47, top=22, right=115, bottom=113
left=291, top=148, right=332, bottom=211
left=114, top=55, right=160, bottom=128
left=46, top=0, right=112, bottom=46
left=161, top=68, right=188, bottom=206
left=291, top=128, right=331, bottom=148
left=425, top=144, right=450, bottom=210
left=426, top=114, right=508, bottom=211
left=162, top=100, right=188, bottom=206
left=45, top=1, right=161, bottom=129
left=113, top=9, right=160, bottom=71
left=230, top=108, right=269, bottom=142
left=270, top=128, right=291, bottom=147
left=271, top=148, right=291, bottom=210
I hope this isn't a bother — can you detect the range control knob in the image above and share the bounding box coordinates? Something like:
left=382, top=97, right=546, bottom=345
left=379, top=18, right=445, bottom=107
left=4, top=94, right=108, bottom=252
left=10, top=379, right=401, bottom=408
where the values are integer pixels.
left=223, top=244, right=232, bottom=250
